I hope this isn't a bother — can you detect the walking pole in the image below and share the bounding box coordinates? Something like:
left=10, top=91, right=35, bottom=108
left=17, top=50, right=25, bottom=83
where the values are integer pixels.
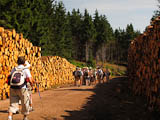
left=36, top=83, right=41, bottom=99
left=36, top=82, right=44, bottom=113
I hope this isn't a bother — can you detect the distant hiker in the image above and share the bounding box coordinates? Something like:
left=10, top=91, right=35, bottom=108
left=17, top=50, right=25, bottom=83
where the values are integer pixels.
left=83, top=67, right=90, bottom=86
left=77, top=68, right=83, bottom=86
left=105, top=68, right=111, bottom=83
left=73, top=67, right=78, bottom=76
left=73, top=67, right=78, bottom=85
left=81, top=67, right=86, bottom=85
left=91, top=68, right=97, bottom=85
left=97, top=67, right=104, bottom=84
left=6, top=56, right=34, bottom=120
left=89, top=67, right=95, bottom=85
left=102, top=69, right=106, bottom=83
left=74, top=67, right=83, bottom=86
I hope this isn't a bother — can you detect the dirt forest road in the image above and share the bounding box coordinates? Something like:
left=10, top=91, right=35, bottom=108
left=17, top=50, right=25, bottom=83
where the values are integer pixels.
left=0, top=76, right=160, bottom=120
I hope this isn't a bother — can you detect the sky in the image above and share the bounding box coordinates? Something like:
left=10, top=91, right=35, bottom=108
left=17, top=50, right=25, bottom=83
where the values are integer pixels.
left=56, top=0, right=158, bottom=32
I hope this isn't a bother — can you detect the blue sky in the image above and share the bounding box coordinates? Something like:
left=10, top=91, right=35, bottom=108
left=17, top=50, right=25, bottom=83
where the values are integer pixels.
left=56, top=0, right=158, bottom=32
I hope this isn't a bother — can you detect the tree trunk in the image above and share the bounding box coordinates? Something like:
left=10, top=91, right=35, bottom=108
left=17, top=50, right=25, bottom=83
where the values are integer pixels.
left=85, top=42, right=89, bottom=62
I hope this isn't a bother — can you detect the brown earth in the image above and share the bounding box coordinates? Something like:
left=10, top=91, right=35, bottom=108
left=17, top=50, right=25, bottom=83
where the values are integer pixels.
left=0, top=76, right=159, bottom=120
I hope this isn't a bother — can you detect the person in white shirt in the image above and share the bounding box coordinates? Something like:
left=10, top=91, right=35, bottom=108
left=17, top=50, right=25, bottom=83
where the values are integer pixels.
left=7, top=56, right=34, bottom=120
left=74, top=67, right=83, bottom=86
left=97, top=67, right=104, bottom=84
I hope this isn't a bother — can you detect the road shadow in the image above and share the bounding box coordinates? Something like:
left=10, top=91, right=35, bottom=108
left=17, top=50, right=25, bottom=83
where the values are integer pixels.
left=61, top=76, right=160, bottom=120
left=66, top=88, right=94, bottom=92
left=54, top=88, right=94, bottom=92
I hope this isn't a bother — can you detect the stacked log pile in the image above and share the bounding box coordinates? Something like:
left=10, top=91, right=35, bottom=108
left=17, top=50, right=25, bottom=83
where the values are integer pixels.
left=0, top=27, right=75, bottom=100
left=128, top=16, right=160, bottom=110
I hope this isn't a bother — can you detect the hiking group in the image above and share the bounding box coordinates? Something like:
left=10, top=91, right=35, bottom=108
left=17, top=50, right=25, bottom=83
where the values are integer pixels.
left=73, top=66, right=111, bottom=86
left=4, top=56, right=110, bottom=120
left=6, top=56, right=36, bottom=120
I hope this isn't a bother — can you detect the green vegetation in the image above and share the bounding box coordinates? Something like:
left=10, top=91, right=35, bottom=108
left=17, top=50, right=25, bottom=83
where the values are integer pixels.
left=69, top=59, right=96, bottom=68
left=86, top=58, right=96, bottom=68
left=69, top=60, right=87, bottom=68
left=151, top=0, right=160, bottom=21
left=105, top=63, right=127, bottom=76
left=0, top=0, right=140, bottom=64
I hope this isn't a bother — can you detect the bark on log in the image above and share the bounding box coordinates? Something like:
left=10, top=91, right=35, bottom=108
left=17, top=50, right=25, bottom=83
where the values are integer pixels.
left=128, top=16, right=160, bottom=110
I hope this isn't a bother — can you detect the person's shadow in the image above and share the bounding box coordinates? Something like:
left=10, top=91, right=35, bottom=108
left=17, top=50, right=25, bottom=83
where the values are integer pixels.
left=0, top=110, right=8, bottom=114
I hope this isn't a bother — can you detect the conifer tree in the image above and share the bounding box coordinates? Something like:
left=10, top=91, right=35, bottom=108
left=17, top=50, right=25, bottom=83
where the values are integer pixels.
left=81, top=9, right=96, bottom=62
left=69, top=9, right=83, bottom=60
left=0, top=0, right=140, bottom=63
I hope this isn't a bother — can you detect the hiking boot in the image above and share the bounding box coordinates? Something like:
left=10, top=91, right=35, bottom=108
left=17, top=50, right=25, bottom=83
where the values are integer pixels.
left=29, top=107, right=34, bottom=112
left=15, top=110, right=21, bottom=114
left=7, top=116, right=12, bottom=120
left=23, top=117, right=28, bottom=120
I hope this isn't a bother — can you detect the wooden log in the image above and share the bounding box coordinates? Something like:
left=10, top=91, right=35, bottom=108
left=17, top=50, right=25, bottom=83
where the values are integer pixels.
left=0, top=27, right=76, bottom=101
left=128, top=16, right=160, bottom=111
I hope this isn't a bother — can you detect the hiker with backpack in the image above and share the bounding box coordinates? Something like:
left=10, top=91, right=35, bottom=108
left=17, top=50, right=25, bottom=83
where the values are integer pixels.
left=73, top=67, right=78, bottom=77
left=89, top=67, right=94, bottom=85
left=97, top=67, right=104, bottom=84
left=74, top=67, right=83, bottom=86
left=105, top=68, right=111, bottom=83
left=102, top=69, right=106, bottom=83
left=6, top=56, right=35, bottom=120
left=90, top=68, right=97, bottom=85
left=16, top=61, right=34, bottom=114
left=83, top=67, right=90, bottom=86
left=77, top=68, right=83, bottom=86
left=73, top=67, right=78, bottom=86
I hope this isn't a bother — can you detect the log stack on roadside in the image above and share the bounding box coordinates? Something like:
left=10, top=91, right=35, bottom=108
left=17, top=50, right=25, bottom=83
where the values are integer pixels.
left=0, top=27, right=76, bottom=100
left=128, top=16, right=160, bottom=110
